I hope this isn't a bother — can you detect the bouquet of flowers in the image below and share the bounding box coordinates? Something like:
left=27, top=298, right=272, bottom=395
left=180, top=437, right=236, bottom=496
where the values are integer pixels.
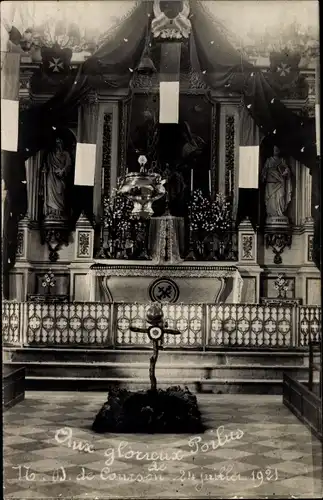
left=207, top=193, right=233, bottom=235
left=103, top=191, right=133, bottom=239
left=274, top=274, right=289, bottom=298
left=188, top=189, right=211, bottom=233
left=41, top=270, right=56, bottom=292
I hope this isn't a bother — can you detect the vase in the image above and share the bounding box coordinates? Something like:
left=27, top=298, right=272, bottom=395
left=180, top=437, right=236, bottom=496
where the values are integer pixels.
left=218, top=238, right=225, bottom=260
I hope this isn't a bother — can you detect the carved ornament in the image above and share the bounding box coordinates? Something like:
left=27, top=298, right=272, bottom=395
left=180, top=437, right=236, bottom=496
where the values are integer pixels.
left=151, top=0, right=191, bottom=40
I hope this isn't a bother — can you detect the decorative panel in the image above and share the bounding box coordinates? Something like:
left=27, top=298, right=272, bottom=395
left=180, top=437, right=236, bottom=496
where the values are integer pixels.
left=299, top=306, right=321, bottom=345
left=225, top=114, right=235, bottom=199
left=2, top=302, right=21, bottom=345
left=307, top=235, right=314, bottom=262
left=26, top=302, right=111, bottom=346
left=119, top=98, right=131, bottom=177
left=77, top=231, right=92, bottom=258
left=101, top=113, right=113, bottom=197
left=262, top=276, right=295, bottom=299
left=16, top=230, right=25, bottom=258
left=210, top=104, right=218, bottom=196
left=208, top=304, right=293, bottom=347
left=115, top=303, right=203, bottom=348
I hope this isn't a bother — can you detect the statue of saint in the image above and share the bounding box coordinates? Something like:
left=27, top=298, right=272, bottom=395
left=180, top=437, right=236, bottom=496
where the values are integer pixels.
left=42, top=138, right=73, bottom=220
left=261, top=146, right=292, bottom=220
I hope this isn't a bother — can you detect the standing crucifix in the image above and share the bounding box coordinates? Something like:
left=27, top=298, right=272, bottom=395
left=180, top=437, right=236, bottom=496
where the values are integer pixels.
left=130, top=304, right=181, bottom=391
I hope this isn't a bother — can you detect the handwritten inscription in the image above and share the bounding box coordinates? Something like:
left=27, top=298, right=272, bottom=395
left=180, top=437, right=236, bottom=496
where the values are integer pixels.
left=54, top=425, right=244, bottom=467
left=12, top=464, right=278, bottom=491
left=10, top=426, right=287, bottom=494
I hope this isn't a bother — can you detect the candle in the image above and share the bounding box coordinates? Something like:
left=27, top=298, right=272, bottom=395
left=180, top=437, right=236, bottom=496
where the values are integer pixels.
left=209, top=170, right=211, bottom=195
left=191, top=168, right=193, bottom=193
left=229, top=171, right=232, bottom=194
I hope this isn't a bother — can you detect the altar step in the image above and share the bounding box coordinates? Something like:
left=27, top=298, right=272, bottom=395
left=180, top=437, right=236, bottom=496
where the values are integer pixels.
left=4, top=347, right=318, bottom=394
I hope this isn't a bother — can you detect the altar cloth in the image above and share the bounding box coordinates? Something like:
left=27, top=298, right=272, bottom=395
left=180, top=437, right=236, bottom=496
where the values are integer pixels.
left=148, top=215, right=185, bottom=263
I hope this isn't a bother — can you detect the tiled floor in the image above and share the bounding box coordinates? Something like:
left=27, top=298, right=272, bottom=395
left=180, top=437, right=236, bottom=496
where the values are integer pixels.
left=3, top=392, right=323, bottom=499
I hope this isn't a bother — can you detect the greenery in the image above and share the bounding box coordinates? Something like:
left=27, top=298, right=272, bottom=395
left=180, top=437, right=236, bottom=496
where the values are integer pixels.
left=92, top=386, right=205, bottom=434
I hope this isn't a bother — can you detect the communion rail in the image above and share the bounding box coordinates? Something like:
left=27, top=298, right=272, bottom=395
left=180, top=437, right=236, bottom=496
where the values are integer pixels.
left=2, top=301, right=321, bottom=349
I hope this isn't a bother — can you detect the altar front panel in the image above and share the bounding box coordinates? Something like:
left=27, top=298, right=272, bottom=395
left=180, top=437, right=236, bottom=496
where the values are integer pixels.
left=91, top=262, right=242, bottom=304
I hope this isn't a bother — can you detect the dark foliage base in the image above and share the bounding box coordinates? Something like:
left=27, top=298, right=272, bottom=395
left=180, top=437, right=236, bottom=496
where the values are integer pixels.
left=92, top=386, right=205, bottom=434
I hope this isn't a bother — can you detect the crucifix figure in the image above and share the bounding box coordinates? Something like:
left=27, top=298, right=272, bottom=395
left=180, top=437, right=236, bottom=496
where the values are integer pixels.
left=130, top=304, right=181, bottom=391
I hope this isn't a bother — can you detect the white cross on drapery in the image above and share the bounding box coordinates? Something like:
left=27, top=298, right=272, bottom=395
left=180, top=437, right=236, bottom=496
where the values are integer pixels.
left=277, top=63, right=291, bottom=77
left=49, top=57, right=64, bottom=72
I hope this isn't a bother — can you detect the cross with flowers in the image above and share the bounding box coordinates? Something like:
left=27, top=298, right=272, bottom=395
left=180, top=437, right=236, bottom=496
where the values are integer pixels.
left=130, top=304, right=181, bottom=391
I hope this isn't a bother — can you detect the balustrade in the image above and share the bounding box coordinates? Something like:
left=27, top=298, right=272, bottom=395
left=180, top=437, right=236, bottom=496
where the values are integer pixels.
left=2, top=300, right=321, bottom=349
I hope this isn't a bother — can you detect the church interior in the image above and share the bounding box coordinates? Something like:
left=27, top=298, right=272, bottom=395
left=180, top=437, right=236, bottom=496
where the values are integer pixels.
left=2, top=1, right=322, bottom=498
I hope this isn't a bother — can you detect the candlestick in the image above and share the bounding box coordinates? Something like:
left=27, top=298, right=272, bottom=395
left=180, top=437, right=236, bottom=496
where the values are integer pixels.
left=208, top=170, right=211, bottom=195
left=190, top=169, right=193, bottom=193
left=229, top=170, right=232, bottom=194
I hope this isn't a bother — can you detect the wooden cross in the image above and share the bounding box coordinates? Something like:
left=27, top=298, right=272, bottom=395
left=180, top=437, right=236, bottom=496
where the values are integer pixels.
left=130, top=305, right=181, bottom=391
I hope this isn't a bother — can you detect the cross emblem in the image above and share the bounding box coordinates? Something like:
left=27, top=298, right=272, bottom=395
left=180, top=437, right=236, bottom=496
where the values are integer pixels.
left=156, top=285, right=172, bottom=301
left=130, top=305, right=181, bottom=391
left=49, top=57, right=64, bottom=73
left=277, top=63, right=291, bottom=77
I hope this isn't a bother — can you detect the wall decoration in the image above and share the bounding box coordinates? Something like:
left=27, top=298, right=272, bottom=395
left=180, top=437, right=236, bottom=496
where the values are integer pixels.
left=149, top=278, right=179, bottom=303
left=102, top=113, right=113, bottom=197
left=242, top=235, right=253, bottom=260
left=225, top=115, right=235, bottom=199
left=308, top=235, right=314, bottom=262
left=77, top=232, right=91, bottom=258
left=16, top=231, right=25, bottom=257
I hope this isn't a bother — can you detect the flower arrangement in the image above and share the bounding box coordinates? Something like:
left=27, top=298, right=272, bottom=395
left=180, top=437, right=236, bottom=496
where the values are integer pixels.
left=188, top=190, right=232, bottom=236
left=41, top=270, right=56, bottom=293
left=102, top=191, right=147, bottom=258
left=274, top=274, right=290, bottom=298
left=188, top=190, right=211, bottom=232
left=208, top=193, right=233, bottom=235
left=103, top=191, right=133, bottom=238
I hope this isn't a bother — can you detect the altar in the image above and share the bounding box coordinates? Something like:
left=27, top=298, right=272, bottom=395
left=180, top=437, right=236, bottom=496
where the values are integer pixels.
left=89, top=260, right=243, bottom=304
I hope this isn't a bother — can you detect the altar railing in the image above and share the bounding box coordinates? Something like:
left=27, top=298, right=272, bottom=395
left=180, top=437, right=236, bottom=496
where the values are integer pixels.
left=2, top=301, right=321, bottom=349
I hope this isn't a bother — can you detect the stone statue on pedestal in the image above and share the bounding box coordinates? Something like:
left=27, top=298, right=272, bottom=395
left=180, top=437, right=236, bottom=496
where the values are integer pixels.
left=261, top=146, right=292, bottom=225
left=41, top=138, right=73, bottom=220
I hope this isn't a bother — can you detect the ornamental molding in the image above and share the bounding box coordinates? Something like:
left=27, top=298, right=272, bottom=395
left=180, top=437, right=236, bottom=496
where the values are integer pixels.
left=152, top=0, right=191, bottom=40
left=90, top=263, right=238, bottom=279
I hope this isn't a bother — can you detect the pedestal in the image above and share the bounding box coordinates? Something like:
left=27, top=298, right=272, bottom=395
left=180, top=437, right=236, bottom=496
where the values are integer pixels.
left=238, top=218, right=262, bottom=303
left=69, top=212, right=95, bottom=302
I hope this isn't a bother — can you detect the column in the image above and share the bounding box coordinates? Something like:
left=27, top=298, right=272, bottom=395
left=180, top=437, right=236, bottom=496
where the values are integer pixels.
left=93, top=101, right=119, bottom=221
left=26, top=152, right=41, bottom=221
left=302, top=167, right=313, bottom=224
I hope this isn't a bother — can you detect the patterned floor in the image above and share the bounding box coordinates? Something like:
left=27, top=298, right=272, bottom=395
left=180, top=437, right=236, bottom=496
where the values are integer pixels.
left=3, top=392, right=323, bottom=499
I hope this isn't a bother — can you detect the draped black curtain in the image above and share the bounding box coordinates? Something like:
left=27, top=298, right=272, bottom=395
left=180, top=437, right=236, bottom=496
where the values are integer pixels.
left=2, top=1, right=153, bottom=295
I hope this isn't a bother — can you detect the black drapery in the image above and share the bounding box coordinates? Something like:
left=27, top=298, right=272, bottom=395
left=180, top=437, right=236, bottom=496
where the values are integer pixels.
left=2, top=0, right=153, bottom=293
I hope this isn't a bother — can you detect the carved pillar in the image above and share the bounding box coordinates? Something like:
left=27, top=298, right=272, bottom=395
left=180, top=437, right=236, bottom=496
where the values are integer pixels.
left=93, top=101, right=119, bottom=220
left=219, top=103, right=239, bottom=217
left=26, top=152, right=42, bottom=221
left=238, top=218, right=257, bottom=264
left=210, top=104, right=218, bottom=197
left=302, top=166, right=313, bottom=224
